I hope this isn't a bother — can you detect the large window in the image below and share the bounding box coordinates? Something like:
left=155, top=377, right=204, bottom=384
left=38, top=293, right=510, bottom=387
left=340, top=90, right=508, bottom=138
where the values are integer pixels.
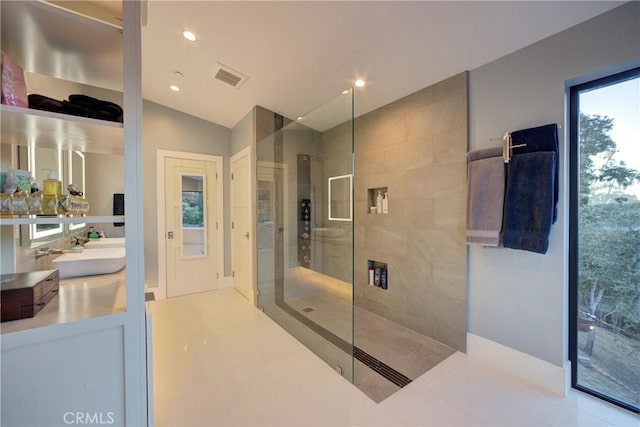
left=569, top=67, right=640, bottom=413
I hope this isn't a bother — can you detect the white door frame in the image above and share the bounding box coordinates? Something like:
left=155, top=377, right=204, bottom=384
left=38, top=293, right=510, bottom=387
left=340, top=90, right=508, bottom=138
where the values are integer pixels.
left=230, top=146, right=255, bottom=305
left=156, top=150, right=224, bottom=297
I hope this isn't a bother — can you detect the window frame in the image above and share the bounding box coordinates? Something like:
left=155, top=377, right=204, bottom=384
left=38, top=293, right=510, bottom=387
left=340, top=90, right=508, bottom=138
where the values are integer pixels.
left=568, top=66, right=640, bottom=414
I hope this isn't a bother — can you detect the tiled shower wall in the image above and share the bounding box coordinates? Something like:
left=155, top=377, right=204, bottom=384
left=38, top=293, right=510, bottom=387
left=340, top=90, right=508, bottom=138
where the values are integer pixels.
left=353, top=72, right=468, bottom=351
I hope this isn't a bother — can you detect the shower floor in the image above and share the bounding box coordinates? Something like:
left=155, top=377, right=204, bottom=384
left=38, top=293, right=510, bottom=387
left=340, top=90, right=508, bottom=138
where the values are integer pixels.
left=262, top=267, right=455, bottom=402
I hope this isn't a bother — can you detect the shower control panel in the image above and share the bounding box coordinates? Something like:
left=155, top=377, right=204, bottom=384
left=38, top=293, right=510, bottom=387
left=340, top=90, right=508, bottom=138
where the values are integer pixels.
left=299, top=198, right=311, bottom=268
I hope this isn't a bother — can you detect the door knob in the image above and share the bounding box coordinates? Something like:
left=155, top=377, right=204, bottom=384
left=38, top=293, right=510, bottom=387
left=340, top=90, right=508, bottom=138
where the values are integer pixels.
left=244, top=232, right=250, bottom=239
left=167, top=231, right=174, bottom=239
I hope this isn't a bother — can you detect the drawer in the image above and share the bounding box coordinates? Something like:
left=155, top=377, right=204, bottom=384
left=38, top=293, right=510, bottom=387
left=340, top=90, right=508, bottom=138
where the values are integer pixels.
left=33, top=270, right=59, bottom=301
left=32, top=284, right=58, bottom=317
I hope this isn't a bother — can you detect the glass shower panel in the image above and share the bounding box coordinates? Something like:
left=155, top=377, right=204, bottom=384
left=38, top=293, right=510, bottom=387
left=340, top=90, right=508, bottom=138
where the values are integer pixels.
left=256, top=89, right=354, bottom=381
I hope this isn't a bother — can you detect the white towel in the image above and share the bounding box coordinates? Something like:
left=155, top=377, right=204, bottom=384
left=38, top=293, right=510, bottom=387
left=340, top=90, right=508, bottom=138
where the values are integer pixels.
left=466, top=147, right=505, bottom=246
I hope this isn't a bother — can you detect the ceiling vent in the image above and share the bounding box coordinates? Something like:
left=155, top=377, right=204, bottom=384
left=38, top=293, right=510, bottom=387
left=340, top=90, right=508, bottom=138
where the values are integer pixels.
left=213, top=63, right=249, bottom=89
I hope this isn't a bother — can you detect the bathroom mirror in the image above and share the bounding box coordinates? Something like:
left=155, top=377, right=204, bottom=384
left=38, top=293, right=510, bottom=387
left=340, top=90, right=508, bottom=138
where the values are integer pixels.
left=28, top=146, right=64, bottom=244
left=328, top=174, right=352, bottom=222
left=68, top=151, right=86, bottom=231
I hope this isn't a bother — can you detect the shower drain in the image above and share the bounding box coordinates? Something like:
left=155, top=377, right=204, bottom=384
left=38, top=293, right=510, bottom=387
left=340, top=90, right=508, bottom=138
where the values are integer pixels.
left=301, top=307, right=315, bottom=313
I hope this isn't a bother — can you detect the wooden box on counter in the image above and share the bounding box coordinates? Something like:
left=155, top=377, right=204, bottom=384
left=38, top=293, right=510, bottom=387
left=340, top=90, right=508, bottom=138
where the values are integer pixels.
left=1, top=270, right=59, bottom=322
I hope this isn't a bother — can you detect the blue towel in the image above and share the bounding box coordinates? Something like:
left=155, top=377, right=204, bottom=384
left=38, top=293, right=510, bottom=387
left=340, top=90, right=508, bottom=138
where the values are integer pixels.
left=503, top=151, right=556, bottom=254
left=510, top=123, right=559, bottom=223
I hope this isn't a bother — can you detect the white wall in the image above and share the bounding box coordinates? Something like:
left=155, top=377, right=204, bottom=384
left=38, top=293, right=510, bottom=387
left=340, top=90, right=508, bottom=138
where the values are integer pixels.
left=142, top=100, right=231, bottom=287
left=468, top=2, right=640, bottom=367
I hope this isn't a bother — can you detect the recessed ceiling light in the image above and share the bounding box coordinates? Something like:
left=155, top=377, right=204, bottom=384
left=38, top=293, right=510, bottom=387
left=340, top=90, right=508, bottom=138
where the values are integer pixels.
left=297, top=116, right=303, bottom=121
left=355, top=79, right=366, bottom=88
left=342, top=89, right=349, bottom=95
left=170, top=85, right=180, bottom=92
left=183, top=31, right=196, bottom=41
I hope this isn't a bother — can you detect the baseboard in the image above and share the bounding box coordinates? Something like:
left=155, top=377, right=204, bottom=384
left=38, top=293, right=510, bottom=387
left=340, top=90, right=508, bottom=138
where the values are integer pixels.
left=219, top=276, right=234, bottom=289
left=145, top=284, right=166, bottom=300
left=467, top=333, right=570, bottom=396
left=145, top=276, right=231, bottom=299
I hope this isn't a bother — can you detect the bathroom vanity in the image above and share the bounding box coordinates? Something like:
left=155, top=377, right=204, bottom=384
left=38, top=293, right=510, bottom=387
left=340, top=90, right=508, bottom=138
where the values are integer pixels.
left=0, top=269, right=59, bottom=322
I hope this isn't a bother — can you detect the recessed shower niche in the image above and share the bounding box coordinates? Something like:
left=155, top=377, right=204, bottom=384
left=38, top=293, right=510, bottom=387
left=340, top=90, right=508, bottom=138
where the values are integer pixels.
left=368, top=260, right=388, bottom=290
left=367, top=187, right=388, bottom=214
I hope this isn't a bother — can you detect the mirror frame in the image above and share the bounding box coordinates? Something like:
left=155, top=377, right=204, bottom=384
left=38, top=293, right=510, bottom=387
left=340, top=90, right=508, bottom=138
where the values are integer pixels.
left=328, top=174, right=352, bottom=222
left=28, top=146, right=64, bottom=243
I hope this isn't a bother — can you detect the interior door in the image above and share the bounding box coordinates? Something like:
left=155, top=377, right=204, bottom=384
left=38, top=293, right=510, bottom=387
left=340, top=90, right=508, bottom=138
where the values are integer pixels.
left=231, top=150, right=252, bottom=300
left=165, top=157, right=218, bottom=297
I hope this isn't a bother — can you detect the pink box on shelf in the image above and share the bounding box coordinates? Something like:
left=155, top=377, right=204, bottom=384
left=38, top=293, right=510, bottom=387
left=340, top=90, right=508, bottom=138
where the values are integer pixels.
left=1, top=51, right=28, bottom=108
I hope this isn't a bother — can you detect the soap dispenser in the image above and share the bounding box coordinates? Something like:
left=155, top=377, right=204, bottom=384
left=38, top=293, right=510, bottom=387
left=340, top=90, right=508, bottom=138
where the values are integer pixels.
left=43, top=170, right=62, bottom=196
left=376, top=190, right=383, bottom=214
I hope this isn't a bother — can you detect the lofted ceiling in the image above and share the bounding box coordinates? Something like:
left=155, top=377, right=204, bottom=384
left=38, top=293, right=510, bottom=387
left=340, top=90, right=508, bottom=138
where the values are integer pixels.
left=141, top=1, right=624, bottom=130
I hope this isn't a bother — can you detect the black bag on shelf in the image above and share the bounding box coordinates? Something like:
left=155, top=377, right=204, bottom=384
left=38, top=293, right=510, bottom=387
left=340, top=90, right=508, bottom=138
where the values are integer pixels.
left=27, top=94, right=66, bottom=113
left=64, top=94, right=123, bottom=123
left=27, top=93, right=123, bottom=123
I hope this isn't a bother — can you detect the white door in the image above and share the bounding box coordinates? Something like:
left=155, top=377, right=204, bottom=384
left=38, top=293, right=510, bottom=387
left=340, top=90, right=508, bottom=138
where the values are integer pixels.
left=165, top=157, right=218, bottom=297
left=231, top=148, right=252, bottom=300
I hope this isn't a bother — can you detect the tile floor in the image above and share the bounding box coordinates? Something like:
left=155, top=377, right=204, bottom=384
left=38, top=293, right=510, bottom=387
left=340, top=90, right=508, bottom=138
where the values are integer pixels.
left=147, top=288, right=639, bottom=426
left=285, top=292, right=456, bottom=402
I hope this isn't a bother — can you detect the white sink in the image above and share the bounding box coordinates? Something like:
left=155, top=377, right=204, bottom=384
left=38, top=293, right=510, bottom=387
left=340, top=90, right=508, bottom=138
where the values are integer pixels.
left=84, top=237, right=125, bottom=249
left=52, top=247, right=126, bottom=279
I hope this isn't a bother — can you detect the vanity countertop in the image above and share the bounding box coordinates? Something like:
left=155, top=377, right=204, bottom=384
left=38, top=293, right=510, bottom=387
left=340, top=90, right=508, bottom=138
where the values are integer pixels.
left=0, top=270, right=57, bottom=290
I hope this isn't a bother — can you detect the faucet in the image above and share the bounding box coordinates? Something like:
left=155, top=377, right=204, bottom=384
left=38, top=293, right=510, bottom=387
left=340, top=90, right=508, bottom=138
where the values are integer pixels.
left=34, top=247, right=64, bottom=259
left=71, top=236, right=89, bottom=246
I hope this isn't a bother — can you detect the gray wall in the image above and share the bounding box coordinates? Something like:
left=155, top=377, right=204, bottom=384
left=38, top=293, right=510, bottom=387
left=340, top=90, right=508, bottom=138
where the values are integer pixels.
left=468, top=1, right=640, bottom=366
left=231, top=110, right=253, bottom=156
left=85, top=153, right=125, bottom=238
left=354, top=72, right=469, bottom=351
left=142, top=100, right=231, bottom=287
left=318, top=121, right=353, bottom=283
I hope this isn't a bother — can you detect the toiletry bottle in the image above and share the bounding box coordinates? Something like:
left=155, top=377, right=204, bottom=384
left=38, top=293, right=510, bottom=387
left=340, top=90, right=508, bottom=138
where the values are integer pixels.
left=382, top=192, right=388, bottom=214
left=30, top=176, right=38, bottom=193
left=374, top=266, right=381, bottom=287
left=381, top=266, right=387, bottom=290
left=43, top=170, right=62, bottom=196
left=368, top=265, right=374, bottom=286
left=376, top=190, right=383, bottom=214
left=3, top=168, right=18, bottom=193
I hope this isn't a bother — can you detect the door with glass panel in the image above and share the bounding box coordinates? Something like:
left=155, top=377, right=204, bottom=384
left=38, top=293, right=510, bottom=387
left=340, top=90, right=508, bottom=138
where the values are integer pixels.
left=165, top=157, right=219, bottom=297
left=570, top=67, right=639, bottom=413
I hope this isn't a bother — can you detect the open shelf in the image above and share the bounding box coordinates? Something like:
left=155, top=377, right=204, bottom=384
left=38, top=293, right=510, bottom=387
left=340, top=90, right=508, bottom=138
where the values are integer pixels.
left=0, top=215, right=124, bottom=226
left=1, top=1, right=123, bottom=92
left=1, top=105, right=124, bottom=155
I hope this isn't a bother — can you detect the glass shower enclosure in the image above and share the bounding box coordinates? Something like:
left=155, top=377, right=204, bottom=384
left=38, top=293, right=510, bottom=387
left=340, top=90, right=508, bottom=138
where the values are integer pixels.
left=256, top=89, right=354, bottom=381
